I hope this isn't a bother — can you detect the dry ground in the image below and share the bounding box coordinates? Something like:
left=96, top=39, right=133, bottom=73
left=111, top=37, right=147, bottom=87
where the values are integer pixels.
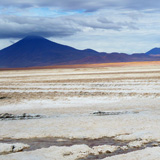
left=0, top=61, right=160, bottom=159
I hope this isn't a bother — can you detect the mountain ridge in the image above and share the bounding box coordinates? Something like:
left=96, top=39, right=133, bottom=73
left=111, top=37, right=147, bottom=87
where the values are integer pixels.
left=0, top=35, right=160, bottom=68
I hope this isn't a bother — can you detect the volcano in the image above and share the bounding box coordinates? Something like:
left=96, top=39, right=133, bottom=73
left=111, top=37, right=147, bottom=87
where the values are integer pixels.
left=0, top=35, right=160, bottom=68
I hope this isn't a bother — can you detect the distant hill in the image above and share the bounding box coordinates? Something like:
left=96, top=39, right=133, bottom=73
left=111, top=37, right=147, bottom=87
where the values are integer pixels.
left=0, top=35, right=160, bottom=68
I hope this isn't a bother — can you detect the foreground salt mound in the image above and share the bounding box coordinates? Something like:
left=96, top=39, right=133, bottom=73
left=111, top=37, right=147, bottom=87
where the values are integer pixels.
left=1, top=143, right=160, bottom=160
left=0, top=143, right=29, bottom=154
left=0, top=144, right=119, bottom=160
left=0, top=145, right=91, bottom=160
left=92, top=145, right=118, bottom=154
left=127, top=141, right=144, bottom=148
left=115, top=131, right=160, bottom=144
left=103, top=147, right=160, bottom=160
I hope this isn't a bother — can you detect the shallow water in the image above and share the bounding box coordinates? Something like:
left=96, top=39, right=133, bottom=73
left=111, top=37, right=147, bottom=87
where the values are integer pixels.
left=1, top=137, right=160, bottom=159
left=0, top=137, right=127, bottom=151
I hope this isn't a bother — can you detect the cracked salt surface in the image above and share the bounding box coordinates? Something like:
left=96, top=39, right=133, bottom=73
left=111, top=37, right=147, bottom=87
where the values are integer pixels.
left=0, top=65, right=160, bottom=159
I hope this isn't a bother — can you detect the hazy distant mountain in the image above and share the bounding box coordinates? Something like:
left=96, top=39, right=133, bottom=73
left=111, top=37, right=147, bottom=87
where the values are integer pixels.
left=146, top=48, right=160, bottom=55
left=0, top=35, right=160, bottom=68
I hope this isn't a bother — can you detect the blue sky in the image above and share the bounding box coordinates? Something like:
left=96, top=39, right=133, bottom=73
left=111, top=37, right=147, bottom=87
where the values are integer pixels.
left=0, top=0, right=160, bottom=53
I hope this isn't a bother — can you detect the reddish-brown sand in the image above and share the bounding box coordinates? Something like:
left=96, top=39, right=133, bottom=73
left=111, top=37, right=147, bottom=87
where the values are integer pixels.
left=0, top=61, right=160, bottom=71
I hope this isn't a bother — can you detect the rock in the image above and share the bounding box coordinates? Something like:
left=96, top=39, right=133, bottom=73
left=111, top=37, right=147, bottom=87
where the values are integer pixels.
left=0, top=113, right=42, bottom=120
left=0, top=97, right=6, bottom=100
left=22, top=113, right=26, bottom=117
left=0, top=113, right=14, bottom=119
left=35, top=115, right=41, bottom=117
left=92, top=111, right=107, bottom=116
left=92, top=111, right=138, bottom=116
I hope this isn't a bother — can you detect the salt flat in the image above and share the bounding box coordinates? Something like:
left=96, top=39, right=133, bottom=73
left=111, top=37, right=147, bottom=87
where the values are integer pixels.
left=0, top=62, right=160, bottom=159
